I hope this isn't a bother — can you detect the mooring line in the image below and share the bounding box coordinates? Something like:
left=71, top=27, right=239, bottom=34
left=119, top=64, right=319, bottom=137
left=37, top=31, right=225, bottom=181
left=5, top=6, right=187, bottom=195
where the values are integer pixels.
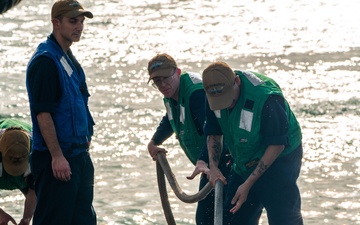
left=156, top=152, right=216, bottom=224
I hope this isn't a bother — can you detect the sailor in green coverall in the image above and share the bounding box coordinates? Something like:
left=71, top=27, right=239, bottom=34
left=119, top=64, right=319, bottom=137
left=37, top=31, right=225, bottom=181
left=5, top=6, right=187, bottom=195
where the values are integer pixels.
left=146, top=54, right=262, bottom=224
left=146, top=53, right=234, bottom=224
left=203, top=62, right=303, bottom=225
left=0, top=118, right=36, bottom=225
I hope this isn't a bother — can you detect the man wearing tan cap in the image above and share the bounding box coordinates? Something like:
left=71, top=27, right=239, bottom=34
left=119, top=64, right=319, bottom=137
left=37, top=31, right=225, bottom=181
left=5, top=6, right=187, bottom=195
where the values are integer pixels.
left=0, top=118, right=35, bottom=225
left=25, top=0, right=96, bottom=224
left=146, top=53, right=237, bottom=224
left=202, top=61, right=303, bottom=225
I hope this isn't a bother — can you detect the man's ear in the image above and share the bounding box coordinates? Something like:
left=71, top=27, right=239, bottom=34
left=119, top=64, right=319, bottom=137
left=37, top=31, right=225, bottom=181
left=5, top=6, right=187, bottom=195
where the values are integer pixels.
left=51, top=18, right=61, bottom=29
left=235, top=75, right=241, bottom=85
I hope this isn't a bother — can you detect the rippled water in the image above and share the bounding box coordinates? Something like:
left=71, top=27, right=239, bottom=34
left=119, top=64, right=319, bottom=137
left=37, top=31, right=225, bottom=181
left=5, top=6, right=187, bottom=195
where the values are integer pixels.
left=0, top=0, right=359, bottom=224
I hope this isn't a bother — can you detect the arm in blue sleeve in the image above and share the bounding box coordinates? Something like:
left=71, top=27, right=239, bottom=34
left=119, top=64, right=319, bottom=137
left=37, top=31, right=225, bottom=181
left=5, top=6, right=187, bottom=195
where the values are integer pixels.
left=151, top=114, right=174, bottom=145
left=261, top=94, right=289, bottom=146
left=198, top=97, right=225, bottom=163
left=189, top=89, right=209, bottom=162
left=27, top=56, right=61, bottom=115
left=189, top=89, right=206, bottom=136
left=151, top=90, right=206, bottom=147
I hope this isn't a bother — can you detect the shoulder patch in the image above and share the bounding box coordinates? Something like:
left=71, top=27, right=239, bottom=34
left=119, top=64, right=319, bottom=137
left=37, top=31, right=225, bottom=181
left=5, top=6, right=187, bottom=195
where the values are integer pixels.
left=188, top=72, right=202, bottom=84
left=243, top=71, right=264, bottom=86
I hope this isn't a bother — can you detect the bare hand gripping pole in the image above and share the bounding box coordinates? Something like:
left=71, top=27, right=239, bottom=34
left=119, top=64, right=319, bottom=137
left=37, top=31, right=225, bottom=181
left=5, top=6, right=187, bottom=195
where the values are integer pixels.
left=214, top=180, right=224, bottom=225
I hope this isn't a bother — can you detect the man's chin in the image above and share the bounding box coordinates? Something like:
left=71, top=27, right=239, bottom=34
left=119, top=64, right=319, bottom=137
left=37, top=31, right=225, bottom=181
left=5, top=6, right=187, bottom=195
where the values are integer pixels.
left=72, top=36, right=81, bottom=42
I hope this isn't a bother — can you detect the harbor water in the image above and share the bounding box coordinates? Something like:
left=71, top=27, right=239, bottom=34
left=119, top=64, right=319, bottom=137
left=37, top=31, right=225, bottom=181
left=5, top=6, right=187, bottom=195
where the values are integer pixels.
left=0, top=0, right=359, bottom=224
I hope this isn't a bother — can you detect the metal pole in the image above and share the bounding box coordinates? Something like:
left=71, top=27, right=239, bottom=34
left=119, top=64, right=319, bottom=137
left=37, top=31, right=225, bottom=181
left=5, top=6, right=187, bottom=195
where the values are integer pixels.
left=214, top=180, right=223, bottom=225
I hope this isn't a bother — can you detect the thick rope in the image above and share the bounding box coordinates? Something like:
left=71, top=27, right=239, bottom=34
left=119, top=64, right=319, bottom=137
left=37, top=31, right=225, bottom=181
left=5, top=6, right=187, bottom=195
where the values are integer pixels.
left=156, top=152, right=213, bottom=203
left=156, top=151, right=214, bottom=224
left=156, top=161, right=176, bottom=225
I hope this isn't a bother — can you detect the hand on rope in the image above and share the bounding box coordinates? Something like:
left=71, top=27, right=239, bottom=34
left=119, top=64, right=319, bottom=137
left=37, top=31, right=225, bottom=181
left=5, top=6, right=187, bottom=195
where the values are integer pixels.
left=156, top=151, right=213, bottom=203
left=186, top=160, right=210, bottom=180
left=147, top=140, right=167, bottom=161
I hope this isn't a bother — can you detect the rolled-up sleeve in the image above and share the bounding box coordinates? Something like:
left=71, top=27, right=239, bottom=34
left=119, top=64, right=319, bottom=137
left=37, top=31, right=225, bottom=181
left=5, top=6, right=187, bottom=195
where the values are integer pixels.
left=27, top=56, right=61, bottom=115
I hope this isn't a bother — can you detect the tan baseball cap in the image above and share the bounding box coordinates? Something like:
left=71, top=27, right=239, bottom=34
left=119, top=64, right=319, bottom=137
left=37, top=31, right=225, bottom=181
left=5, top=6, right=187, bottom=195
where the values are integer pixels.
left=202, top=62, right=236, bottom=110
left=51, top=0, right=93, bottom=19
left=0, top=128, right=30, bottom=176
left=147, top=53, right=177, bottom=83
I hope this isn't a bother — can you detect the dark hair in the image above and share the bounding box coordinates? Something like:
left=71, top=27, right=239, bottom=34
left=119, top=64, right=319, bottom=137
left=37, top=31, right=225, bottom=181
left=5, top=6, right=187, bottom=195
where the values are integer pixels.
left=4, top=126, right=23, bottom=132
left=0, top=0, right=22, bottom=14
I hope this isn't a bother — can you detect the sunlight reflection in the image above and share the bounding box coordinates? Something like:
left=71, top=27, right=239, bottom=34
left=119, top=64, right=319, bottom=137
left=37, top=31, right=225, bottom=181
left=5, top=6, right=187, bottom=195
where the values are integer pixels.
left=0, top=0, right=359, bottom=224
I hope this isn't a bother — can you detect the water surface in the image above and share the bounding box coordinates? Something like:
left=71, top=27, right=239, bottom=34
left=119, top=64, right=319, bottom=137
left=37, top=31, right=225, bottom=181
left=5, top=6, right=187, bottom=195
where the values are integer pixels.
left=0, top=0, right=359, bottom=224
